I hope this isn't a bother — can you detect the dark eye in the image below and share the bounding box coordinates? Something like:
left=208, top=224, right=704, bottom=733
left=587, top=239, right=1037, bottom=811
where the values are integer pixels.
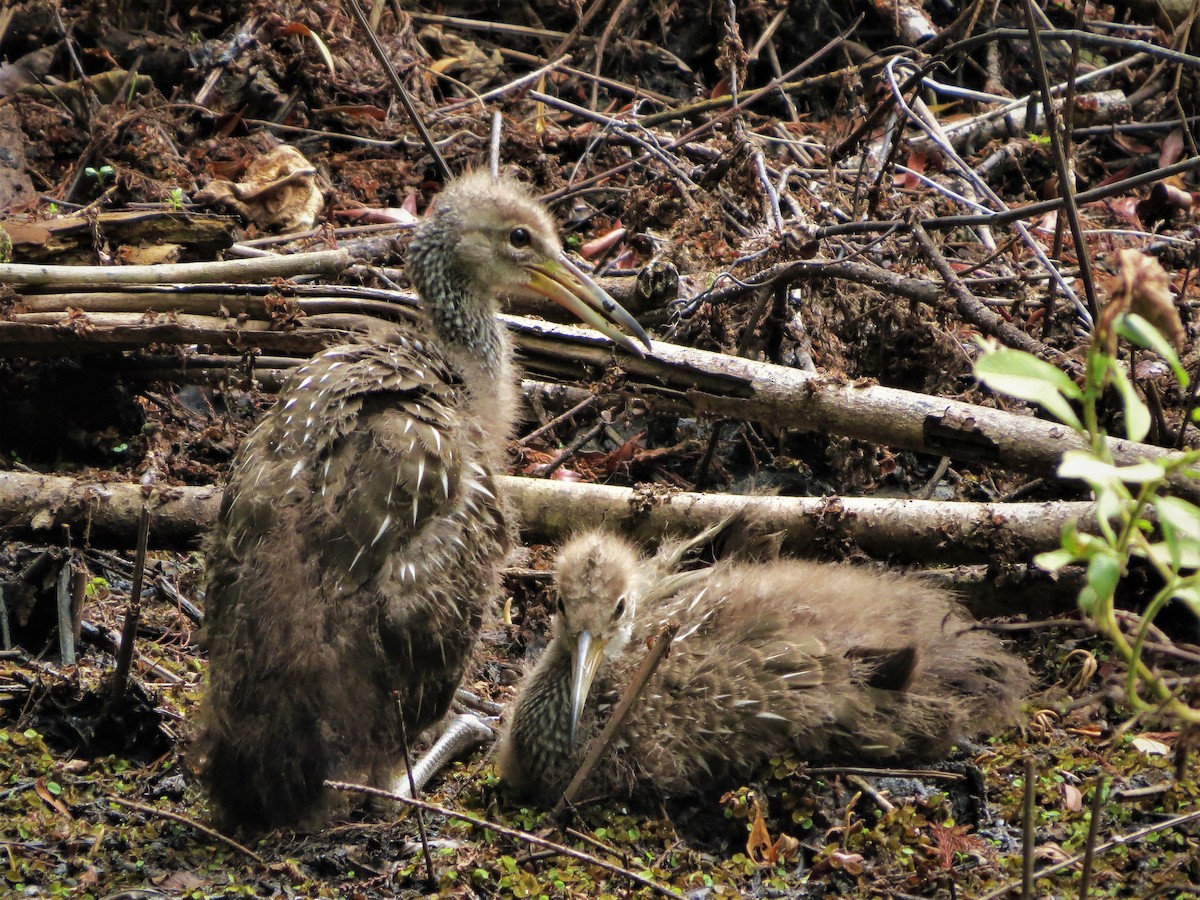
left=556, top=597, right=566, bottom=616
left=509, top=227, right=532, bottom=248
left=612, top=597, right=626, bottom=621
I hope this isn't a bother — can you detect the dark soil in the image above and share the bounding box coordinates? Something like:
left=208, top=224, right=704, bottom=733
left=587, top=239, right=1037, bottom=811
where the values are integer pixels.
left=2, top=1, right=1199, bottom=898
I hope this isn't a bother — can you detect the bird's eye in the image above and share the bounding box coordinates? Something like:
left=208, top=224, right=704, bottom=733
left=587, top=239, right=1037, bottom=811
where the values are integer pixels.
left=612, top=597, right=626, bottom=621
left=509, top=227, right=532, bottom=248
left=556, top=597, right=566, bottom=616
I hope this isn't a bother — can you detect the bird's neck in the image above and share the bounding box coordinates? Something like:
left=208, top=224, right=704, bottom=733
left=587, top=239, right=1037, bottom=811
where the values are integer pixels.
left=427, top=282, right=517, bottom=453
left=427, top=282, right=506, bottom=377
left=512, top=641, right=580, bottom=768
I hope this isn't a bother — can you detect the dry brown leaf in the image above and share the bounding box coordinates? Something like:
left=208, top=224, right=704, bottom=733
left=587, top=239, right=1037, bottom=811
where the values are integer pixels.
left=746, top=796, right=772, bottom=864
left=1098, top=249, right=1184, bottom=352
left=1132, top=734, right=1171, bottom=756
left=1061, top=783, right=1083, bottom=812
left=195, top=145, right=323, bottom=233
left=768, top=831, right=801, bottom=865
left=35, top=777, right=70, bottom=817
left=829, top=850, right=865, bottom=875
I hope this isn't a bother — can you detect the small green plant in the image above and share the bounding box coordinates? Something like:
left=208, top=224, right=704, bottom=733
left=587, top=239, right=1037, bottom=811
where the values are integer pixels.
left=168, top=187, right=185, bottom=210
left=84, top=164, right=115, bottom=186
left=975, top=250, right=1200, bottom=724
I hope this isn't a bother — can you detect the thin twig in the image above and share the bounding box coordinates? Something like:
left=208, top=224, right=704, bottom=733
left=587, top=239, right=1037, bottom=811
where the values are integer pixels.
left=346, top=0, right=452, bottom=181
left=554, top=623, right=680, bottom=814
left=1022, top=0, right=1098, bottom=321
left=845, top=774, right=895, bottom=813
left=396, top=711, right=436, bottom=890
left=326, top=780, right=684, bottom=899
left=1022, top=756, right=1037, bottom=900
left=979, top=806, right=1200, bottom=900
left=105, top=796, right=266, bottom=865
left=1078, top=777, right=1107, bottom=899
left=110, top=503, right=149, bottom=700
left=518, top=393, right=600, bottom=446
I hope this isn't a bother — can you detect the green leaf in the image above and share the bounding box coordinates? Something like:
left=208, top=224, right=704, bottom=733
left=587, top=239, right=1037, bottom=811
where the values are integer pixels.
left=975, top=349, right=1083, bottom=429
left=1058, top=451, right=1165, bottom=488
left=1035, top=547, right=1079, bottom=571
left=1119, top=314, right=1189, bottom=388
left=1106, top=359, right=1150, bottom=442
left=1154, top=497, right=1200, bottom=542
left=1083, top=551, right=1123, bottom=611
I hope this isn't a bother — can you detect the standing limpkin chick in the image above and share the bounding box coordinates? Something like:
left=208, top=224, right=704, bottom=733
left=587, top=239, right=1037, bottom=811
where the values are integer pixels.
left=198, top=173, right=651, bottom=830
left=500, top=528, right=1029, bottom=804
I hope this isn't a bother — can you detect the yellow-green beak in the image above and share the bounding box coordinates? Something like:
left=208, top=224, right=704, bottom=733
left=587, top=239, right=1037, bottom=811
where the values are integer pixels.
left=525, top=256, right=652, bottom=357
left=570, top=629, right=608, bottom=747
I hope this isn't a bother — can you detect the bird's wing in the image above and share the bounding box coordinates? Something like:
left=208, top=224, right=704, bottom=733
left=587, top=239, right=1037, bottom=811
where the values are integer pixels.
left=214, top=339, right=476, bottom=597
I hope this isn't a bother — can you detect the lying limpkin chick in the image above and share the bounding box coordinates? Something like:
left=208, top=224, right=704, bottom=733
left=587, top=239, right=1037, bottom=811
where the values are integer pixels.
left=198, top=172, right=651, bottom=830
left=499, top=528, right=1029, bottom=804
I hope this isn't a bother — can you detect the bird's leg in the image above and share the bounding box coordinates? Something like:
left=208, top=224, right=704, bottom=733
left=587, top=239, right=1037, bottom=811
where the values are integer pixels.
left=390, top=713, right=496, bottom=798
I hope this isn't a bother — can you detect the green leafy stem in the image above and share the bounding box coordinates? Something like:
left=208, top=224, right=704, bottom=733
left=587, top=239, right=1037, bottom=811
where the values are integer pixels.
left=976, top=313, right=1200, bottom=724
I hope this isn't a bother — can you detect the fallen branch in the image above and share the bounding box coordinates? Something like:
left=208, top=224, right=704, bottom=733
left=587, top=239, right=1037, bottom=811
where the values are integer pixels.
left=512, top=319, right=1200, bottom=501
left=0, top=469, right=1096, bottom=565
left=4, top=291, right=1194, bottom=499
left=0, top=247, right=357, bottom=286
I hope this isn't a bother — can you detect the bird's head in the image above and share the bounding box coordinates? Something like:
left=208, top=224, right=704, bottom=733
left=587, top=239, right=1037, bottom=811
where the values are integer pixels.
left=409, top=172, right=651, bottom=356
left=552, top=531, right=643, bottom=746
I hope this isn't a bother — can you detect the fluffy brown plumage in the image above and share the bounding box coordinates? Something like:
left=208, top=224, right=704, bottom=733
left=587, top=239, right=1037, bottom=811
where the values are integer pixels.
left=198, top=173, right=650, bottom=830
left=499, top=527, right=1030, bottom=804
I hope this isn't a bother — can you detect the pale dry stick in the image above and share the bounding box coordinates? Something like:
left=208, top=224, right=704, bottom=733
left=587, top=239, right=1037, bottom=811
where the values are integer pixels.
left=0, top=453, right=1136, bottom=562
left=906, top=53, right=1145, bottom=152
left=845, top=774, right=895, bottom=813
left=7, top=298, right=1196, bottom=499
left=753, top=147, right=785, bottom=235
left=952, top=28, right=1200, bottom=73
left=435, top=55, right=571, bottom=118
left=881, top=57, right=1091, bottom=327
left=0, top=250, right=355, bottom=287
left=978, top=806, right=1200, bottom=900
left=553, top=623, right=680, bottom=815
left=326, top=780, right=685, bottom=899
left=819, top=153, right=1200, bottom=236
left=1022, top=0, right=1099, bottom=321
left=105, top=796, right=266, bottom=865
left=808, top=765, right=965, bottom=781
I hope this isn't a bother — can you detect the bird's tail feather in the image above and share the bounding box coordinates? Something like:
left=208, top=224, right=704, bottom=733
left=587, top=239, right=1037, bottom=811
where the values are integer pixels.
left=198, top=680, right=331, bottom=831
left=857, top=625, right=1030, bottom=759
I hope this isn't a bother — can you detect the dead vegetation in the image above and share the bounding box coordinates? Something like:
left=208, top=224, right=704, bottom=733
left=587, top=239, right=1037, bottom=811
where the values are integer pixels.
left=2, top=0, right=1200, bottom=897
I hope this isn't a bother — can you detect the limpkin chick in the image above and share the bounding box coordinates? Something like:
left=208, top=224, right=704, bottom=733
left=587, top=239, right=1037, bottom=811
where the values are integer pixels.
left=198, top=173, right=651, bottom=831
left=499, top=529, right=1029, bottom=804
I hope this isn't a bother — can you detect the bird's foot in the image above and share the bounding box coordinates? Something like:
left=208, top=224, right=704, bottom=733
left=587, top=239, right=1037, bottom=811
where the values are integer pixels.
left=390, top=713, right=497, bottom=798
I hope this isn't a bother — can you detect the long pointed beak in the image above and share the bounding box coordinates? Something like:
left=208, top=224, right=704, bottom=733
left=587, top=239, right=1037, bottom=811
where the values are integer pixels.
left=569, top=629, right=607, bottom=747
left=525, top=256, right=652, bottom=357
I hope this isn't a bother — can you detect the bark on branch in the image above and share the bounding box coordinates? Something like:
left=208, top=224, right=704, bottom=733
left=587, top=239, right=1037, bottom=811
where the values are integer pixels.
left=5, top=287, right=1195, bottom=499
left=0, top=469, right=1096, bottom=565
